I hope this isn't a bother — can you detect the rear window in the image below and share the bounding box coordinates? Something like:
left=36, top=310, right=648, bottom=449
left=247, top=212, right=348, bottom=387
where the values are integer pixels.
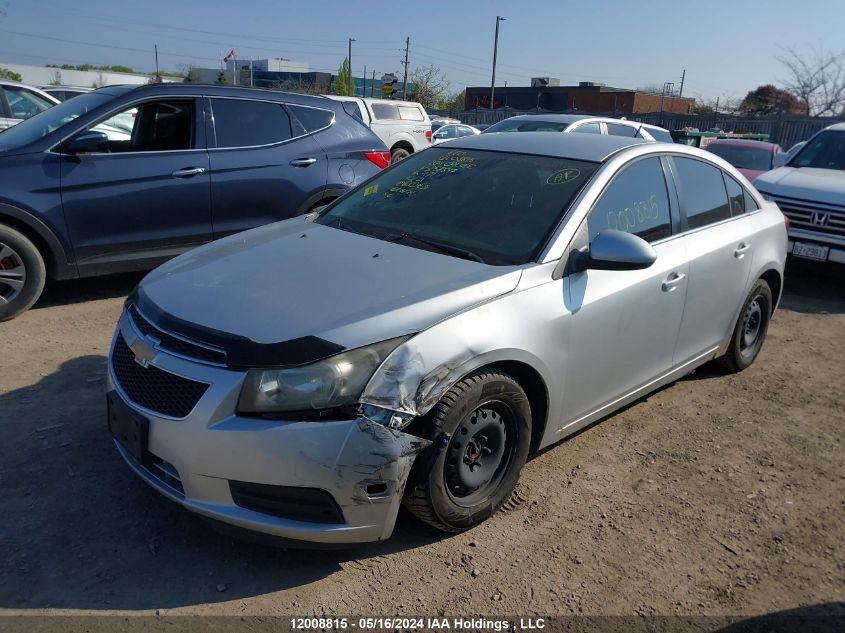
left=211, top=98, right=291, bottom=147
left=486, top=118, right=568, bottom=133
left=605, top=122, right=638, bottom=138
left=342, top=101, right=363, bottom=120
left=371, top=103, right=399, bottom=120
left=317, top=148, right=599, bottom=265
left=674, top=157, right=732, bottom=229
left=707, top=143, right=773, bottom=171
left=641, top=127, right=674, bottom=143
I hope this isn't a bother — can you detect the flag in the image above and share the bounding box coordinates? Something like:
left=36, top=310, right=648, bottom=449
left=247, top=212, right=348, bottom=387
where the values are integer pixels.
left=223, top=49, right=236, bottom=62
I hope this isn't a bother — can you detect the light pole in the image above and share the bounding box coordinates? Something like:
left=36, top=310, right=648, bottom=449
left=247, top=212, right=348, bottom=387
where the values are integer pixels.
left=348, top=37, right=356, bottom=95
left=490, top=16, right=506, bottom=109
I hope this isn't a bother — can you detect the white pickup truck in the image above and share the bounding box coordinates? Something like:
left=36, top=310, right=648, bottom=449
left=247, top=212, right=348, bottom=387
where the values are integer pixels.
left=327, top=96, right=431, bottom=163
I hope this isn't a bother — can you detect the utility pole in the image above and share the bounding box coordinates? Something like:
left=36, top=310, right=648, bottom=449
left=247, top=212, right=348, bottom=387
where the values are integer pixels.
left=402, top=37, right=410, bottom=99
left=154, top=44, right=159, bottom=78
left=490, top=16, right=505, bottom=109
left=348, top=38, right=356, bottom=95
left=678, top=69, right=686, bottom=97
left=371, top=69, right=376, bottom=97
left=362, top=65, right=366, bottom=97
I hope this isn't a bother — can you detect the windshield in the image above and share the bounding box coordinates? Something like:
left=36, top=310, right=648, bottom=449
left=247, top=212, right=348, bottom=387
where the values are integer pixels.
left=317, top=147, right=598, bottom=265
left=0, top=92, right=112, bottom=151
left=788, top=131, right=845, bottom=170
left=485, top=119, right=569, bottom=133
left=707, top=144, right=773, bottom=171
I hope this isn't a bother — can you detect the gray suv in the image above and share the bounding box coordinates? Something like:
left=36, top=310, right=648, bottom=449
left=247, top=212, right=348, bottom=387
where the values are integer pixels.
left=107, top=133, right=787, bottom=544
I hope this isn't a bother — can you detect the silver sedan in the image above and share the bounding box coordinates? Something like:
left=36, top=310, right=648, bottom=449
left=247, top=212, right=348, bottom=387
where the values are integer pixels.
left=107, top=133, right=787, bottom=544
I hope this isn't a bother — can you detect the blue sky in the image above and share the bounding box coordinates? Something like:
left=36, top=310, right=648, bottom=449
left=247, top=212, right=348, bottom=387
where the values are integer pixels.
left=1, top=0, right=843, bottom=102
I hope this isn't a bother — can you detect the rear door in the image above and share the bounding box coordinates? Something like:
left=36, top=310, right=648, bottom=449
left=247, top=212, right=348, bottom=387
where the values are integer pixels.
left=669, top=156, right=756, bottom=365
left=562, top=156, right=688, bottom=422
left=59, top=96, right=212, bottom=272
left=207, top=96, right=328, bottom=237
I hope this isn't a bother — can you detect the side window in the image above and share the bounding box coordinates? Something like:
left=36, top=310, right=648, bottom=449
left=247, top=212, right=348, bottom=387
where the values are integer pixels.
left=398, top=105, right=424, bottom=121
left=4, top=87, right=53, bottom=120
left=744, top=189, right=759, bottom=212
left=89, top=99, right=193, bottom=151
left=341, top=101, right=363, bottom=120
left=723, top=173, right=747, bottom=216
left=587, top=157, right=672, bottom=243
left=605, top=122, right=638, bottom=138
left=370, top=103, right=399, bottom=120
left=674, top=157, right=731, bottom=229
left=287, top=105, right=333, bottom=134
left=571, top=122, right=602, bottom=135
left=435, top=125, right=458, bottom=140
left=457, top=126, right=476, bottom=137
left=211, top=98, right=290, bottom=147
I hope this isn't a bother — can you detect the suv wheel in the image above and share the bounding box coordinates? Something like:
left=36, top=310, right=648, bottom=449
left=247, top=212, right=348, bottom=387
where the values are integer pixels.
left=0, top=224, right=46, bottom=321
left=403, top=369, right=531, bottom=532
left=717, top=279, right=772, bottom=372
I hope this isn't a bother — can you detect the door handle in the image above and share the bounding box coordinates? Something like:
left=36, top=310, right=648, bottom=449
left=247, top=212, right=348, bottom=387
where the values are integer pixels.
left=661, top=272, right=687, bottom=292
left=171, top=167, right=206, bottom=178
left=734, top=242, right=751, bottom=258
left=290, top=158, right=318, bottom=167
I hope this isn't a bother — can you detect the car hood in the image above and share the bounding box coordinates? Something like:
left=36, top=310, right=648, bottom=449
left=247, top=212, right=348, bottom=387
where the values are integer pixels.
left=135, top=216, right=522, bottom=359
left=753, top=167, right=845, bottom=207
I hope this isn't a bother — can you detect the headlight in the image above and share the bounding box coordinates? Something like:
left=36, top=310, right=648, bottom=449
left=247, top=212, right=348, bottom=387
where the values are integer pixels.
left=237, top=336, right=409, bottom=414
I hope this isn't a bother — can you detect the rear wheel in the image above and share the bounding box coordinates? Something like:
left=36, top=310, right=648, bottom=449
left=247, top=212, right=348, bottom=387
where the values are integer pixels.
left=403, top=369, right=531, bottom=532
left=717, top=279, right=772, bottom=372
left=0, top=224, right=46, bottom=322
left=390, top=147, right=411, bottom=163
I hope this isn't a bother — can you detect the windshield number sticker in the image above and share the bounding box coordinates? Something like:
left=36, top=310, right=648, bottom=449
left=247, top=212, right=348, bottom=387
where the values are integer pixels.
left=385, top=151, right=475, bottom=199
left=547, top=169, right=580, bottom=185
left=363, top=184, right=379, bottom=196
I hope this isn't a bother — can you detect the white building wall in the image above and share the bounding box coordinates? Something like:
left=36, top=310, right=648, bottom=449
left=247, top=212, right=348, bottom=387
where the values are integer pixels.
left=0, top=62, right=177, bottom=88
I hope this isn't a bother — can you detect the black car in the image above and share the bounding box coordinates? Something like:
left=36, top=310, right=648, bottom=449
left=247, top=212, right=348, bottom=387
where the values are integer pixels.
left=0, top=83, right=390, bottom=320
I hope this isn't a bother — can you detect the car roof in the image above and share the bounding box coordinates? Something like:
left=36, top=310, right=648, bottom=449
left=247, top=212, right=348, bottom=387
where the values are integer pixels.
left=110, top=82, right=335, bottom=104
left=445, top=131, right=648, bottom=162
left=707, top=138, right=779, bottom=149
left=826, top=122, right=845, bottom=131
left=500, top=113, right=592, bottom=124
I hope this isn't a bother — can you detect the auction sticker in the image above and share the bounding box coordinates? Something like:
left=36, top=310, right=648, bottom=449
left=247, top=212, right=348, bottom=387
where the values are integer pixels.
left=547, top=169, right=580, bottom=184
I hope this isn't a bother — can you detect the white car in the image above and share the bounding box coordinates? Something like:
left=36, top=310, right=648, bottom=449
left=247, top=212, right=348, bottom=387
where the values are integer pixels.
left=327, top=95, right=432, bottom=162
left=483, top=114, right=674, bottom=143
left=754, top=123, right=845, bottom=265
left=0, top=80, right=59, bottom=131
left=431, top=123, right=481, bottom=145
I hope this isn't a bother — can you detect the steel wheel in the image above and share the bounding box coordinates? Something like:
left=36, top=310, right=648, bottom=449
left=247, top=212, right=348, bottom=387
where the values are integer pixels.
left=444, top=401, right=517, bottom=508
left=741, top=298, right=763, bottom=351
left=0, top=242, right=26, bottom=306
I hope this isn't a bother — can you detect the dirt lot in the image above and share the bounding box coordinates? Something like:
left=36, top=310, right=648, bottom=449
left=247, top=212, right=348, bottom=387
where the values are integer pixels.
left=0, top=260, right=843, bottom=621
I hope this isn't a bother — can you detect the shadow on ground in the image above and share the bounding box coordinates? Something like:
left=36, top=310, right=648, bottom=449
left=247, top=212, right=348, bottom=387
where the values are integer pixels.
left=780, top=259, right=845, bottom=315
left=33, top=272, right=146, bottom=310
left=0, top=356, right=443, bottom=611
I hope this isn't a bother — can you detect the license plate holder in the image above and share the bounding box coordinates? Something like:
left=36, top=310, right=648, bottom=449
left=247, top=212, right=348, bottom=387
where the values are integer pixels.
left=107, top=391, right=150, bottom=464
left=792, top=241, right=829, bottom=261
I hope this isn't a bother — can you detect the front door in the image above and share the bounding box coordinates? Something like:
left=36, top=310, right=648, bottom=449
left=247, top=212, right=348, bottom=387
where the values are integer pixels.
left=561, top=156, right=688, bottom=428
left=206, top=97, right=328, bottom=237
left=59, top=97, right=211, bottom=273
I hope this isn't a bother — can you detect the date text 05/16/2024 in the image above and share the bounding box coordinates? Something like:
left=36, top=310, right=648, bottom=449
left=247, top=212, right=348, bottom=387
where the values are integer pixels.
left=289, top=617, right=547, bottom=631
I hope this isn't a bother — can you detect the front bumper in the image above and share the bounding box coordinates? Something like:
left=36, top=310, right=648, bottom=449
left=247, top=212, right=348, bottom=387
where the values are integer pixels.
left=107, top=313, right=430, bottom=545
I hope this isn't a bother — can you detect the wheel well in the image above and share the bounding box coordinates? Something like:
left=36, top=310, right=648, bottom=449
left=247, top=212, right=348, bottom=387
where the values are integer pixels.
left=488, top=360, right=549, bottom=455
left=760, top=269, right=782, bottom=309
left=390, top=141, right=414, bottom=155
left=0, top=213, right=56, bottom=279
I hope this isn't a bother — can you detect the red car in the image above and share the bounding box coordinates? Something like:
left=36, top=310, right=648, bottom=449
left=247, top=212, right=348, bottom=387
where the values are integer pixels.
left=704, top=139, right=782, bottom=181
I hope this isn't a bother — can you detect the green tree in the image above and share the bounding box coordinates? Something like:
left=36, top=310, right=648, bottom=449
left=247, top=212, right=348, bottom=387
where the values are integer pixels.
left=0, top=67, right=22, bottom=81
left=215, top=69, right=229, bottom=85
left=409, top=65, right=450, bottom=110
left=334, top=58, right=355, bottom=96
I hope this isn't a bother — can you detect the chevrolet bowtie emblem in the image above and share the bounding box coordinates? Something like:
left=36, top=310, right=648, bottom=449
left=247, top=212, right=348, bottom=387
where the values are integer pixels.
left=129, top=337, right=157, bottom=368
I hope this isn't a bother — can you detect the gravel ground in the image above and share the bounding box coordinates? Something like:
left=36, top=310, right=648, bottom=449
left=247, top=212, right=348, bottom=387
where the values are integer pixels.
left=0, top=260, right=842, bottom=621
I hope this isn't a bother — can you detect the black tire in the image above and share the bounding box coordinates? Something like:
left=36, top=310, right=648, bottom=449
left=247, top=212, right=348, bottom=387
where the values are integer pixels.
left=390, top=147, right=411, bottom=163
left=717, top=279, right=772, bottom=372
left=0, top=224, right=46, bottom=322
left=403, top=369, right=531, bottom=533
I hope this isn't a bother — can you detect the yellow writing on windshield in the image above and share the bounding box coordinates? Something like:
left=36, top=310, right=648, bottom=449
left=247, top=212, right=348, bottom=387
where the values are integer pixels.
left=384, top=151, right=475, bottom=199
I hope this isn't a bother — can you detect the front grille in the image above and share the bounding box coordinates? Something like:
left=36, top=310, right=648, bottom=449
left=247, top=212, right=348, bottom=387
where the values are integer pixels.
left=777, top=201, right=845, bottom=240
left=111, top=333, right=209, bottom=418
left=128, top=305, right=227, bottom=366
left=229, top=481, right=345, bottom=524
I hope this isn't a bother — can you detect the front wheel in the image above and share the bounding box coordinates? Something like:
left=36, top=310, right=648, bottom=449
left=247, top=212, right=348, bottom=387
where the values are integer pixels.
left=717, top=279, right=772, bottom=372
left=403, top=369, right=531, bottom=533
left=0, top=224, right=46, bottom=322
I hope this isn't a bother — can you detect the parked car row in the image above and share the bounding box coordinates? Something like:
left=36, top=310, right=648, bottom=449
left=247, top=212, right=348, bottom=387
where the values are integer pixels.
left=0, top=83, right=391, bottom=320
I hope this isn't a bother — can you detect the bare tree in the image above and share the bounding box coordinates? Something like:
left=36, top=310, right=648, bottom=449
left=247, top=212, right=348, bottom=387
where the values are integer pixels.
left=779, top=46, right=845, bottom=116
left=409, top=65, right=450, bottom=109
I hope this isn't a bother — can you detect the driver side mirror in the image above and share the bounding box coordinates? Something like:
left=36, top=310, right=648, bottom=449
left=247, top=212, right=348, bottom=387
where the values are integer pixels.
left=64, top=131, right=109, bottom=154
left=569, top=230, right=657, bottom=274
